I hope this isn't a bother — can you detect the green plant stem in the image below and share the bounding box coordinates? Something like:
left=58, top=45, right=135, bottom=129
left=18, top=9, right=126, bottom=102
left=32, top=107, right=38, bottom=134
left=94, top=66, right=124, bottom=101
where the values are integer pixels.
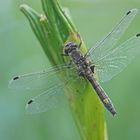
left=20, top=0, right=107, bottom=140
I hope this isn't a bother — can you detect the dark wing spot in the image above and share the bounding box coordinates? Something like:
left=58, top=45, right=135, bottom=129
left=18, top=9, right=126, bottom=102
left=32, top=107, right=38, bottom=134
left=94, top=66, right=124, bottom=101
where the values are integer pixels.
left=126, top=10, right=131, bottom=15
left=28, top=99, right=34, bottom=104
left=13, top=76, right=19, bottom=80
left=136, top=33, right=140, bottom=37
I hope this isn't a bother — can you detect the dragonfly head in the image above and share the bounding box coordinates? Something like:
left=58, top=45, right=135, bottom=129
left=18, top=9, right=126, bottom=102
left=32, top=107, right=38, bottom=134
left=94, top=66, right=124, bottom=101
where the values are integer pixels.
left=64, top=42, right=78, bottom=55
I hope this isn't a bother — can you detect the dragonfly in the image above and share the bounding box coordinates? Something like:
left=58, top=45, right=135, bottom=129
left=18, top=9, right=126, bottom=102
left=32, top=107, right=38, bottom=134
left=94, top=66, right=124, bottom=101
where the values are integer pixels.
left=9, top=9, right=140, bottom=116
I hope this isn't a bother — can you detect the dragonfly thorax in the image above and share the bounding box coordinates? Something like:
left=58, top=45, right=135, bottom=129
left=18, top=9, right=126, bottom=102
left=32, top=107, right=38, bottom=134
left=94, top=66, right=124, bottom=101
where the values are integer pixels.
left=64, top=42, right=93, bottom=76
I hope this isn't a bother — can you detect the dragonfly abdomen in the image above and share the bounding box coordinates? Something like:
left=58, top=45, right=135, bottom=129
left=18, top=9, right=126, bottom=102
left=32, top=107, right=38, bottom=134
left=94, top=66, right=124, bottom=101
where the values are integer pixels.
left=87, top=75, right=117, bottom=116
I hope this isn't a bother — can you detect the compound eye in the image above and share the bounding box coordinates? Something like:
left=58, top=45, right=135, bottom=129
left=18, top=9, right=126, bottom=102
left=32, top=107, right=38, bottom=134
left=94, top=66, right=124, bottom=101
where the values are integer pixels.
left=65, top=42, right=73, bottom=48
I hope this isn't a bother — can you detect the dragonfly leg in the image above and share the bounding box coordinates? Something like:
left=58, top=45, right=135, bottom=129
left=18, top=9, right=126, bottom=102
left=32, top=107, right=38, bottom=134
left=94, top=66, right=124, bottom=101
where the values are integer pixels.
left=61, top=53, right=69, bottom=56
left=90, top=65, right=95, bottom=73
left=79, top=71, right=84, bottom=77
left=78, top=70, right=86, bottom=79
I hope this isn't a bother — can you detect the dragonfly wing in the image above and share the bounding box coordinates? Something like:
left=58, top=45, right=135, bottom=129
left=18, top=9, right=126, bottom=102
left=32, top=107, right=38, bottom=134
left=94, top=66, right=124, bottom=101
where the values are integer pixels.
left=26, top=77, right=88, bottom=114
left=95, top=34, right=140, bottom=82
left=9, top=64, right=77, bottom=92
left=26, top=85, right=64, bottom=114
left=87, top=9, right=137, bottom=62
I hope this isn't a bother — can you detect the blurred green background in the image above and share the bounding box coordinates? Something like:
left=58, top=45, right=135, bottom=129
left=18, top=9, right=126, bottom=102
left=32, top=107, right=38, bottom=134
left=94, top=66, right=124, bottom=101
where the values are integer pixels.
left=1, top=0, right=140, bottom=140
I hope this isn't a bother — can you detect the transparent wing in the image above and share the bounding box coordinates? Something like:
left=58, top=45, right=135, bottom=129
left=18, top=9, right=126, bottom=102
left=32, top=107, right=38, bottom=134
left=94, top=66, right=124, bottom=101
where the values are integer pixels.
left=25, top=75, right=89, bottom=114
left=94, top=34, right=140, bottom=82
left=9, top=64, right=81, bottom=114
left=26, top=85, right=64, bottom=114
left=87, top=9, right=137, bottom=62
left=25, top=77, right=88, bottom=114
left=9, top=64, right=77, bottom=92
